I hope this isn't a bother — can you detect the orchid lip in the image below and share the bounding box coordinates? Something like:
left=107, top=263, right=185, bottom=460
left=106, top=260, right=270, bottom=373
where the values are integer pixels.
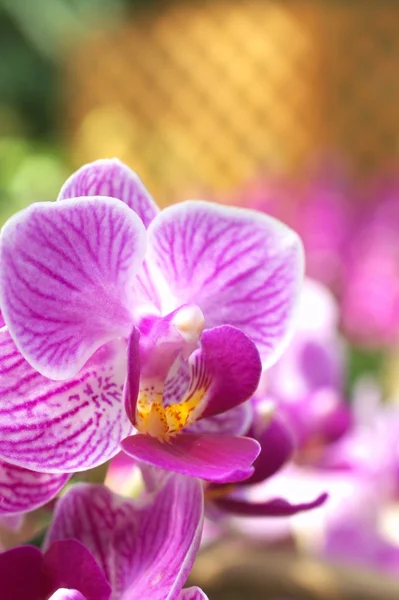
left=133, top=305, right=210, bottom=440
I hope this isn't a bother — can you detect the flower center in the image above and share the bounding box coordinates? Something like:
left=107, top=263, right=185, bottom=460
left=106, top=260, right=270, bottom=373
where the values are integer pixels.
left=136, top=386, right=207, bottom=440
left=134, top=305, right=208, bottom=440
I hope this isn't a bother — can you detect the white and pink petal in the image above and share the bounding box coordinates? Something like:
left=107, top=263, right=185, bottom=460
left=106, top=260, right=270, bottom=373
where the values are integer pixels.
left=145, top=201, right=304, bottom=368
left=0, top=460, right=70, bottom=515
left=58, top=159, right=159, bottom=228
left=0, top=197, right=145, bottom=379
left=0, top=330, right=131, bottom=473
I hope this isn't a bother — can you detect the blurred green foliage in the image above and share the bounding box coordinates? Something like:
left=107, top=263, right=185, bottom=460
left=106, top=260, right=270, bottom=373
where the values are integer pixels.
left=0, top=0, right=149, bottom=219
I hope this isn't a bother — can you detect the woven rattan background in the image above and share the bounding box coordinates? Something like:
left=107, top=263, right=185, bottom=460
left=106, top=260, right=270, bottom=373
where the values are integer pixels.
left=63, top=0, right=399, bottom=204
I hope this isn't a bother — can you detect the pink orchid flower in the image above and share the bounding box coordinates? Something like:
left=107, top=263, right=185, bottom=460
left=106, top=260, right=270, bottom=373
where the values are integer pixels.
left=0, top=159, right=303, bottom=486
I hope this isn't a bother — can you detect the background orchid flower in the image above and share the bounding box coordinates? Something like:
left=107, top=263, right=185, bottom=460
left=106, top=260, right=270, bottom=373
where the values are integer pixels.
left=1, top=472, right=207, bottom=600
left=227, top=375, right=399, bottom=579
left=204, top=411, right=328, bottom=518
left=266, top=279, right=351, bottom=454
left=0, top=158, right=303, bottom=482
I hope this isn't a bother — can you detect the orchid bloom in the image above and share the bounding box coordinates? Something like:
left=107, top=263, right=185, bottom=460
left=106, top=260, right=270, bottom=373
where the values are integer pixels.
left=0, top=159, right=303, bottom=483
left=1, top=472, right=207, bottom=600
left=266, top=279, right=351, bottom=453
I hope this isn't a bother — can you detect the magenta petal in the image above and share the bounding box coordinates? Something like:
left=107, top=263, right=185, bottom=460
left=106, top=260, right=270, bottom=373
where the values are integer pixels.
left=192, top=326, right=261, bottom=419
left=58, top=159, right=159, bottom=228
left=178, top=588, right=209, bottom=600
left=46, top=476, right=204, bottom=600
left=214, top=492, right=328, bottom=516
left=0, top=545, right=42, bottom=600
left=242, top=416, right=295, bottom=486
left=0, top=197, right=145, bottom=379
left=42, top=540, right=111, bottom=600
left=122, top=433, right=261, bottom=483
left=146, top=201, right=304, bottom=367
left=0, top=331, right=131, bottom=472
left=0, top=460, right=70, bottom=514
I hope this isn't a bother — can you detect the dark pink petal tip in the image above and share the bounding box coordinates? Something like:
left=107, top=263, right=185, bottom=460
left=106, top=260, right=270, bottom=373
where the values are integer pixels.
left=242, top=416, right=295, bottom=486
left=121, top=433, right=261, bottom=483
left=42, top=540, right=111, bottom=600
left=214, top=492, right=328, bottom=517
left=0, top=545, right=42, bottom=600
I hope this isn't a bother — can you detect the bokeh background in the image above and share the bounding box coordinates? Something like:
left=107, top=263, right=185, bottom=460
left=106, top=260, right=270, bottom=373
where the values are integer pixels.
left=2, top=0, right=399, bottom=597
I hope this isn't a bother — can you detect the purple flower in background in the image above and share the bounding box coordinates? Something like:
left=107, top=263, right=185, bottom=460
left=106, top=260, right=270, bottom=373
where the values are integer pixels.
left=0, top=159, right=303, bottom=483
left=267, top=279, right=351, bottom=454
left=0, top=472, right=207, bottom=599
left=230, top=378, right=399, bottom=577
left=232, top=166, right=353, bottom=292
left=204, top=412, right=327, bottom=518
left=340, top=181, right=399, bottom=347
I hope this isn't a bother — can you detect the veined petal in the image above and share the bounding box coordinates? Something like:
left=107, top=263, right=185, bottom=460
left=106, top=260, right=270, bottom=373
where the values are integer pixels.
left=146, top=201, right=304, bottom=367
left=178, top=588, right=209, bottom=600
left=0, top=460, right=70, bottom=514
left=0, top=197, right=146, bottom=379
left=122, top=434, right=260, bottom=483
left=0, top=330, right=131, bottom=472
left=58, top=159, right=159, bottom=228
left=213, top=492, right=328, bottom=516
left=45, top=475, right=204, bottom=600
left=42, top=540, right=111, bottom=600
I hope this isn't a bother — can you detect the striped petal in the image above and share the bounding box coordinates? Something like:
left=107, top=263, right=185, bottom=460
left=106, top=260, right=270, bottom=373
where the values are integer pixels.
left=0, top=330, right=131, bottom=472
left=146, top=201, right=304, bottom=367
left=0, top=197, right=146, bottom=379
left=0, top=460, right=70, bottom=515
left=58, top=159, right=159, bottom=228
left=45, top=475, right=204, bottom=600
